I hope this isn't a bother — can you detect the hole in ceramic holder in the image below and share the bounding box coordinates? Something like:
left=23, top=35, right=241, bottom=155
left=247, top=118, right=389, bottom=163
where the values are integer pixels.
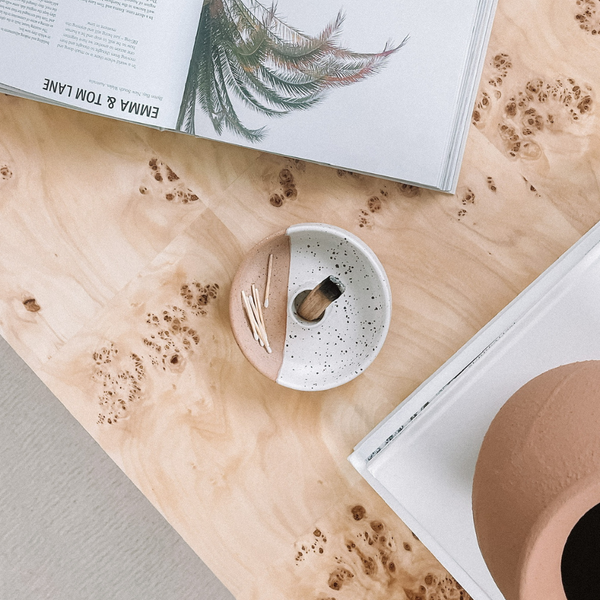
left=291, top=289, right=326, bottom=327
left=561, top=501, right=600, bottom=600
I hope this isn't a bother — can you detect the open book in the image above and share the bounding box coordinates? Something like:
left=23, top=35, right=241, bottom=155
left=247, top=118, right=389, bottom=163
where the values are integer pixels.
left=0, top=0, right=498, bottom=193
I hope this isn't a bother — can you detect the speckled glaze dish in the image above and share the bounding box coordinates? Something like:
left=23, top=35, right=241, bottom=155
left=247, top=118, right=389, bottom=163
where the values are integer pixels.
left=229, top=223, right=392, bottom=391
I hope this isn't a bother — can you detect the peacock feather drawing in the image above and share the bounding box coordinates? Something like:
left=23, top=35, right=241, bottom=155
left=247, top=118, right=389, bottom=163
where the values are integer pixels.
left=176, top=0, right=408, bottom=142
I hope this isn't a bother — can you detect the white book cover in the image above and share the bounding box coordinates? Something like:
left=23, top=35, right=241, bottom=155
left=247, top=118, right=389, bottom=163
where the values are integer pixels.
left=349, top=221, right=600, bottom=600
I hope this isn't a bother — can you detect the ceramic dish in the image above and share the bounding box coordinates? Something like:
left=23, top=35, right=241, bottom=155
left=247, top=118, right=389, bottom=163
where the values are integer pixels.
left=229, top=223, right=392, bottom=391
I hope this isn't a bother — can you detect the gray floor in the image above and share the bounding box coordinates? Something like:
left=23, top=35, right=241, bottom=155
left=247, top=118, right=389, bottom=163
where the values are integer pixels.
left=0, top=336, right=234, bottom=600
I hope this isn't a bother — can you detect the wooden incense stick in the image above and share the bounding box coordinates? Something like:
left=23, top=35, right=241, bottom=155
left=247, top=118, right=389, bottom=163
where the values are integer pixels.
left=264, top=253, right=273, bottom=308
left=251, top=284, right=265, bottom=330
left=247, top=294, right=267, bottom=348
left=250, top=286, right=266, bottom=349
left=297, top=276, right=345, bottom=322
left=243, top=290, right=268, bottom=348
left=241, top=290, right=261, bottom=344
left=248, top=294, right=272, bottom=353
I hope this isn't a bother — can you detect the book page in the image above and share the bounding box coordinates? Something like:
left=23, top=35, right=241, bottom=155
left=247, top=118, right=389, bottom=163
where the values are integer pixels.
left=174, top=0, right=485, bottom=188
left=0, top=0, right=203, bottom=127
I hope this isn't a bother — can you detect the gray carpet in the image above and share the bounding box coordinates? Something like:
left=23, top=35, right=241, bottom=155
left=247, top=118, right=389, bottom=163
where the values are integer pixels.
left=0, top=336, right=234, bottom=600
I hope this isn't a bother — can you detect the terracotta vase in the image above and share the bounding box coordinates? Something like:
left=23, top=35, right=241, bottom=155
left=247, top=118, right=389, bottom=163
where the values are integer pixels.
left=472, top=361, right=600, bottom=600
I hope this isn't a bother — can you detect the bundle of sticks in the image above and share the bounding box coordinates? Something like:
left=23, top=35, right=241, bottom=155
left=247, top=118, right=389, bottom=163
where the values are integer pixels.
left=241, top=254, right=273, bottom=354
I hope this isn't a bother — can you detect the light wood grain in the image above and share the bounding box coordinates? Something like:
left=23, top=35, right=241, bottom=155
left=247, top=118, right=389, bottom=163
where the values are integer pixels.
left=2, top=1, right=600, bottom=598
left=0, top=97, right=259, bottom=371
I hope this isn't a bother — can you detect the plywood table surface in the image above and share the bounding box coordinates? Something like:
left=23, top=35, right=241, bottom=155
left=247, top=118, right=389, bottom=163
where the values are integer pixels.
left=1, top=0, right=600, bottom=597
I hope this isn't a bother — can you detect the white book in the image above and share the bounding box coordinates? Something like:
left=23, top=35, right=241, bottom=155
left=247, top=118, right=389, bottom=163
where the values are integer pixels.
left=349, top=220, right=600, bottom=599
left=0, top=0, right=498, bottom=192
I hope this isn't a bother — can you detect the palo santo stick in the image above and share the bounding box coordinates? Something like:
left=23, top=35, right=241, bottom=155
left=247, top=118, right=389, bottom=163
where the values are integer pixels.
left=241, top=290, right=260, bottom=343
left=264, top=253, right=273, bottom=308
left=248, top=294, right=272, bottom=353
left=297, top=276, right=346, bottom=322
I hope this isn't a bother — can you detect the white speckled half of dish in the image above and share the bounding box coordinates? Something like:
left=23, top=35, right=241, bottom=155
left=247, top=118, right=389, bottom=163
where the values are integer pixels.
left=279, top=223, right=391, bottom=391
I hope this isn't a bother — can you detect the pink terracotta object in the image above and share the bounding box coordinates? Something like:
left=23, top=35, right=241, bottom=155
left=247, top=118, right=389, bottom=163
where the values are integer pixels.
left=472, top=360, right=600, bottom=600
